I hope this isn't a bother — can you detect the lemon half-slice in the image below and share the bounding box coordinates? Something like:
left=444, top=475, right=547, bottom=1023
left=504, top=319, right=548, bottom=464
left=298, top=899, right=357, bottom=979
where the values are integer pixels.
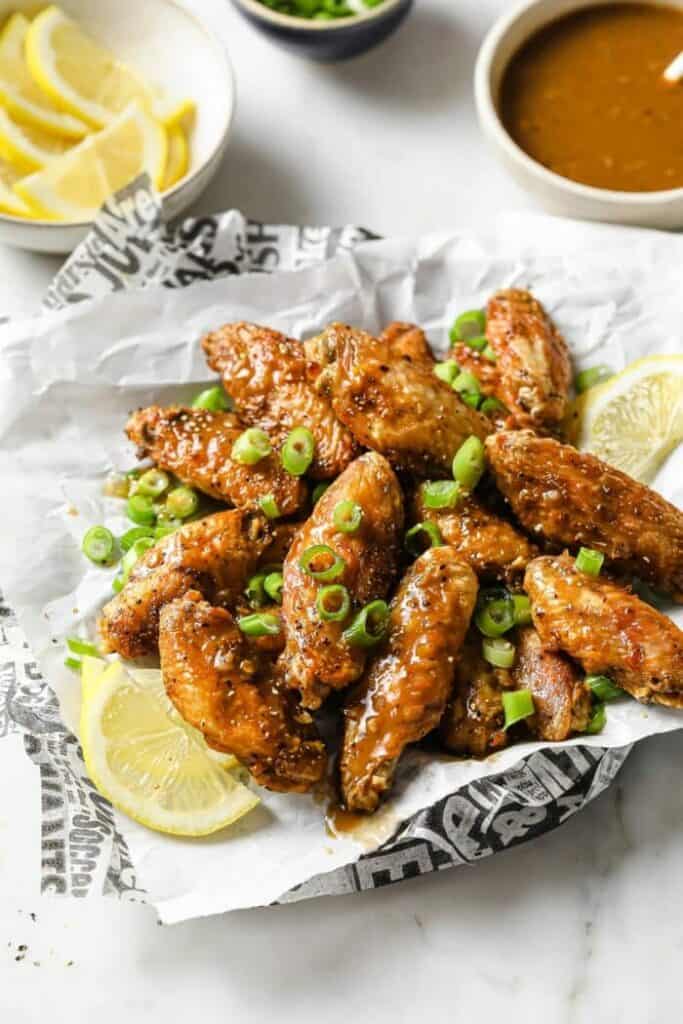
left=80, top=660, right=259, bottom=837
left=26, top=6, right=194, bottom=130
left=574, top=354, right=683, bottom=483
left=0, top=106, right=74, bottom=173
left=0, top=152, right=32, bottom=217
left=15, top=102, right=167, bottom=221
left=163, top=125, right=189, bottom=190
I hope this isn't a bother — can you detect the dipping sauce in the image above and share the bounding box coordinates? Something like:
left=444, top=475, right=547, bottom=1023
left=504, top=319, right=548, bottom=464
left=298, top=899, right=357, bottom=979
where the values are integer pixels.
left=500, top=4, right=683, bottom=192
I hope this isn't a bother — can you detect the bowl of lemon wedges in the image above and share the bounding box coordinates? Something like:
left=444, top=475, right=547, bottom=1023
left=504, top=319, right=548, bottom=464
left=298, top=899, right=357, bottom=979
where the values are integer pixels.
left=0, top=1, right=234, bottom=252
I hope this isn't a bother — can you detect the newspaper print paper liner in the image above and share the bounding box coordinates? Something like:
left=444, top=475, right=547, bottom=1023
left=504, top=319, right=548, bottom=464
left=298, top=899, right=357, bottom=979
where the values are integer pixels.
left=1, top=175, right=682, bottom=921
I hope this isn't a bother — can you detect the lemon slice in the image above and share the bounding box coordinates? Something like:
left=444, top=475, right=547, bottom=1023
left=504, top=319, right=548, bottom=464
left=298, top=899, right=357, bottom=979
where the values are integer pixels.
left=163, top=125, right=189, bottom=190
left=0, top=106, right=74, bottom=172
left=574, top=354, right=683, bottom=483
left=26, top=6, right=194, bottom=129
left=80, top=660, right=259, bottom=836
left=0, top=152, right=33, bottom=217
left=0, top=11, right=87, bottom=139
left=15, top=102, right=167, bottom=222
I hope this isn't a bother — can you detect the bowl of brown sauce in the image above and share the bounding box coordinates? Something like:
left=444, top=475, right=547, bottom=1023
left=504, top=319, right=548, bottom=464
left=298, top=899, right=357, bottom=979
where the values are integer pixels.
left=475, top=0, right=683, bottom=228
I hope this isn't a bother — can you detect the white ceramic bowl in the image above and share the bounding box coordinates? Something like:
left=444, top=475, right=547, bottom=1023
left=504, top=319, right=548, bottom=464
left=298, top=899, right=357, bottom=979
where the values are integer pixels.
left=0, top=0, right=235, bottom=253
left=475, top=0, right=683, bottom=229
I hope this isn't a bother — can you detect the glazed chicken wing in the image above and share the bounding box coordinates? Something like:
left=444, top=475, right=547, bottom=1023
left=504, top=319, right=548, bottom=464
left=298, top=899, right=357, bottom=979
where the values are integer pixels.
left=280, top=451, right=404, bottom=709
left=99, top=510, right=270, bottom=659
left=440, top=634, right=510, bottom=757
left=525, top=555, right=683, bottom=707
left=514, top=626, right=591, bottom=740
left=379, top=321, right=434, bottom=363
left=126, top=406, right=307, bottom=516
left=413, top=484, right=538, bottom=586
left=487, top=430, right=683, bottom=601
left=341, top=548, right=478, bottom=812
left=312, top=322, right=490, bottom=477
left=202, top=322, right=359, bottom=479
left=159, top=593, right=325, bottom=792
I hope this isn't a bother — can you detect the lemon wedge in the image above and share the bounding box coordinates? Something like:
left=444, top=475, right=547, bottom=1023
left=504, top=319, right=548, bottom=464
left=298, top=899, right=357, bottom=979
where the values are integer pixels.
left=0, top=11, right=87, bottom=139
left=573, top=354, right=683, bottom=483
left=80, top=660, right=259, bottom=837
left=0, top=152, right=32, bottom=216
left=163, top=125, right=189, bottom=190
left=15, top=102, right=167, bottom=221
left=26, top=6, right=194, bottom=130
left=0, top=106, right=74, bottom=173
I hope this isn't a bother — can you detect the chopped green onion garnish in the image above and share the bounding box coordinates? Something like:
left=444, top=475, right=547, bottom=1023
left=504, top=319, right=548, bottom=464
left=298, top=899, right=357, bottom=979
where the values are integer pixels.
left=434, top=360, right=460, bottom=386
left=422, top=480, right=461, bottom=510
left=66, top=637, right=100, bottom=658
left=404, top=521, right=443, bottom=557
left=259, top=494, right=280, bottom=519
left=453, top=370, right=482, bottom=401
left=64, top=656, right=82, bottom=672
left=82, top=525, right=115, bottom=565
left=450, top=309, right=486, bottom=344
left=575, top=547, right=604, bottom=577
left=586, top=675, right=622, bottom=702
left=136, top=468, right=170, bottom=499
left=316, top=584, right=351, bottom=622
left=112, top=575, right=124, bottom=594
left=480, top=396, right=507, bottom=417
left=245, top=572, right=268, bottom=608
left=343, top=600, right=390, bottom=648
left=237, top=612, right=281, bottom=637
left=575, top=365, right=612, bottom=394
left=154, top=523, right=181, bottom=539
left=121, top=536, right=155, bottom=579
left=482, top=345, right=497, bottom=362
left=512, top=594, right=533, bottom=626
left=452, top=435, right=486, bottom=491
left=165, top=486, right=199, bottom=520
left=584, top=701, right=606, bottom=734
left=192, top=386, right=231, bottom=411
left=232, top=427, right=272, bottom=465
left=120, top=526, right=155, bottom=551
left=333, top=500, right=363, bottom=534
left=482, top=636, right=516, bottom=669
left=502, top=689, right=535, bottom=728
left=475, top=589, right=515, bottom=637
left=264, top=571, right=284, bottom=604
left=312, top=482, right=330, bottom=505
left=103, top=472, right=131, bottom=499
left=299, top=544, right=346, bottom=582
left=282, top=426, right=315, bottom=477
left=126, top=493, right=156, bottom=526
left=463, top=335, right=488, bottom=352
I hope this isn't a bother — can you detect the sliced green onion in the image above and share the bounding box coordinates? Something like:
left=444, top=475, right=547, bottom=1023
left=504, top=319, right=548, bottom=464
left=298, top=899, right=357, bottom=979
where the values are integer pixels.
left=405, top=521, right=443, bottom=557
left=66, top=637, right=100, bottom=658
left=450, top=309, right=486, bottom=344
left=299, top=544, right=346, bottom=582
left=264, top=571, right=284, bottom=604
left=82, top=525, right=115, bottom=564
left=463, top=334, right=488, bottom=352
left=586, top=675, right=622, bottom=702
left=112, top=575, right=125, bottom=594
left=120, top=526, right=155, bottom=551
left=103, top=472, right=131, bottom=499
left=316, top=584, right=351, bottom=622
left=165, top=486, right=199, bottom=520
left=333, top=500, right=363, bottom=534
left=64, top=656, right=82, bottom=672
left=282, top=426, right=315, bottom=476
left=452, top=436, right=486, bottom=491
left=483, top=345, right=498, bottom=362
left=259, top=494, right=281, bottom=519
left=512, top=594, right=533, bottom=626
left=136, top=468, right=170, bottom=499
left=154, top=522, right=181, bottom=539
left=237, top=612, right=281, bottom=637
left=192, top=386, right=231, bottom=411
left=584, top=701, right=607, bottom=734
left=422, top=480, right=461, bottom=510
left=121, top=537, right=155, bottom=579
left=343, top=600, right=390, bottom=648
left=312, top=482, right=330, bottom=505
left=475, top=589, right=515, bottom=637
left=434, top=360, right=459, bottom=386
left=232, top=427, right=272, bottom=465
left=502, top=689, right=535, bottom=728
left=480, top=396, right=507, bottom=417
left=245, top=572, right=268, bottom=608
left=453, top=371, right=483, bottom=408
left=483, top=636, right=516, bottom=669
left=126, top=493, right=156, bottom=526
left=575, top=547, right=604, bottom=577
left=575, top=365, right=612, bottom=394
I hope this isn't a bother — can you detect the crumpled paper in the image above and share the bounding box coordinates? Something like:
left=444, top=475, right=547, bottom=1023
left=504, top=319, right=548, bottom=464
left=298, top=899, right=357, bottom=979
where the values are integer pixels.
left=0, top=178, right=682, bottom=922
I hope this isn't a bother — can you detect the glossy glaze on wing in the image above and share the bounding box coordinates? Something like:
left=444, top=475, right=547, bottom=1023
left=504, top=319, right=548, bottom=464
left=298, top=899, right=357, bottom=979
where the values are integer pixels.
left=379, top=322, right=434, bottom=363
left=514, top=626, right=591, bottom=740
left=440, top=634, right=510, bottom=757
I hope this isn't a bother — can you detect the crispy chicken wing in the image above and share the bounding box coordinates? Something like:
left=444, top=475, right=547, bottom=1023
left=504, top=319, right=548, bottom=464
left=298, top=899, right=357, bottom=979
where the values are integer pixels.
left=125, top=406, right=307, bottom=516
left=525, top=555, right=683, bottom=707
left=99, top=510, right=270, bottom=659
left=440, top=634, right=510, bottom=756
left=379, top=322, right=433, bottom=363
left=341, top=549, right=478, bottom=812
left=159, top=593, right=325, bottom=792
left=487, top=430, right=683, bottom=601
left=280, top=452, right=404, bottom=709
left=413, top=484, right=538, bottom=585
left=312, top=323, right=490, bottom=476
left=514, top=626, right=591, bottom=740
left=202, top=322, right=359, bottom=479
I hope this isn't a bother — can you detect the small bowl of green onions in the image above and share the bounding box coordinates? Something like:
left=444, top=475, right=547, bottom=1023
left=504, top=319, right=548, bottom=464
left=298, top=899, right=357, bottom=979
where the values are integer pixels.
left=230, top=0, right=413, bottom=61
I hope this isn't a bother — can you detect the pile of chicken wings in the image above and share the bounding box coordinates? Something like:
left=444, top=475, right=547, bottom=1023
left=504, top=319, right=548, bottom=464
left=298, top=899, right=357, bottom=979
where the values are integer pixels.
left=98, top=289, right=683, bottom=814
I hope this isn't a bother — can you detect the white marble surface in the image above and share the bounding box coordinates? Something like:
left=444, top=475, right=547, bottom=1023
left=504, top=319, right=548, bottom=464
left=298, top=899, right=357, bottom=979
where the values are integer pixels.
left=1, top=1, right=682, bottom=1020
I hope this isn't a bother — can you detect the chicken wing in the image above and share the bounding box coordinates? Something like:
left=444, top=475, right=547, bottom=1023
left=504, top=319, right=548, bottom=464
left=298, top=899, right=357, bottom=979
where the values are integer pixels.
left=379, top=322, right=434, bottom=363
left=341, top=548, right=477, bottom=812
left=487, top=430, right=683, bottom=601
left=99, top=510, right=270, bottom=659
left=280, top=451, right=404, bottom=709
left=440, top=634, right=510, bottom=757
left=514, top=626, right=591, bottom=740
left=312, top=322, right=490, bottom=477
left=202, top=322, right=359, bottom=479
left=126, top=406, right=307, bottom=516
left=159, top=593, right=325, bottom=792
left=413, top=484, right=538, bottom=585
left=525, top=555, right=683, bottom=707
